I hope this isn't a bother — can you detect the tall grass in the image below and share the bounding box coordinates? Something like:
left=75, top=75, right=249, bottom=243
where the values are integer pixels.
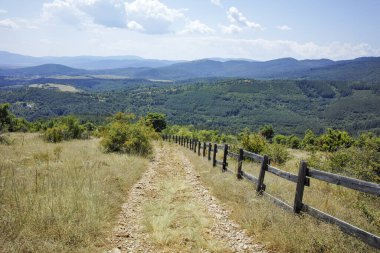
left=0, top=133, right=148, bottom=252
left=184, top=147, right=379, bottom=252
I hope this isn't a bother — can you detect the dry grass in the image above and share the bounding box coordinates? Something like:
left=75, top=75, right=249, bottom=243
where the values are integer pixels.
left=140, top=147, right=230, bottom=253
left=142, top=180, right=228, bottom=253
left=183, top=147, right=379, bottom=253
left=0, top=133, right=149, bottom=253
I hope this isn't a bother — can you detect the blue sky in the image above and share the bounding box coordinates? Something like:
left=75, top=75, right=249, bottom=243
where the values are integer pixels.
left=0, top=0, right=379, bottom=60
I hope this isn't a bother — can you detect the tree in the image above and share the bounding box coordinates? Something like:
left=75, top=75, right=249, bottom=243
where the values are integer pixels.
left=302, top=129, right=317, bottom=150
left=317, top=128, right=353, bottom=152
left=260, top=125, right=274, bottom=140
left=0, top=103, right=12, bottom=132
left=241, top=129, right=266, bottom=154
left=145, top=113, right=167, bottom=132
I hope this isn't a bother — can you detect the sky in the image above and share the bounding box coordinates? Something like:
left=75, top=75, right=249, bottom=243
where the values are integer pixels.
left=0, top=0, right=380, bottom=60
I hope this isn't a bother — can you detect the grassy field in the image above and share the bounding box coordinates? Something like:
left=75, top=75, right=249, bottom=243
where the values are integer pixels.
left=0, top=133, right=149, bottom=252
left=183, top=146, right=379, bottom=252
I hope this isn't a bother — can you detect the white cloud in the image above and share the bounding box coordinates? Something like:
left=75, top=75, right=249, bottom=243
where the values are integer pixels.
left=127, top=20, right=145, bottom=32
left=0, top=18, right=19, bottom=29
left=124, top=0, right=184, bottom=34
left=41, top=0, right=126, bottom=29
left=227, top=7, right=263, bottom=30
left=179, top=20, right=214, bottom=35
left=220, top=24, right=242, bottom=34
left=210, top=0, right=221, bottom=6
left=277, top=25, right=291, bottom=31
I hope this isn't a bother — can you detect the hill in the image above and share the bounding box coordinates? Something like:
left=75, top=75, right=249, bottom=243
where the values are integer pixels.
left=0, top=64, right=87, bottom=76
left=130, top=57, right=379, bottom=81
left=0, top=51, right=180, bottom=69
left=1, top=51, right=380, bottom=81
left=1, top=78, right=379, bottom=135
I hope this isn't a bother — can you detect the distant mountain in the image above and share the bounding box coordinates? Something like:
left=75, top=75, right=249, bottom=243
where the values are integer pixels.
left=0, top=51, right=180, bottom=69
left=129, top=57, right=379, bottom=81
left=1, top=51, right=379, bottom=81
left=122, top=57, right=336, bottom=80
left=0, top=64, right=87, bottom=76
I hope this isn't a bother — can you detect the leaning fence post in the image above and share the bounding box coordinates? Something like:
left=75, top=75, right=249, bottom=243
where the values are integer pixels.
left=222, top=144, right=228, bottom=172
left=198, top=141, right=201, bottom=156
left=237, top=148, right=243, bottom=179
left=212, top=144, right=217, bottom=167
left=203, top=142, right=206, bottom=157
left=194, top=140, right=197, bottom=153
left=256, top=155, right=269, bottom=193
left=294, top=161, right=308, bottom=213
left=208, top=143, right=212, bottom=160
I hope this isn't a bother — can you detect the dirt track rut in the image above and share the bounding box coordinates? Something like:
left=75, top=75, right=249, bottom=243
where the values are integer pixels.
left=108, top=142, right=265, bottom=253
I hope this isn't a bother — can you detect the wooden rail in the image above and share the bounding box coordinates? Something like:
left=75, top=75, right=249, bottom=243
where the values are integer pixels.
left=161, top=134, right=380, bottom=250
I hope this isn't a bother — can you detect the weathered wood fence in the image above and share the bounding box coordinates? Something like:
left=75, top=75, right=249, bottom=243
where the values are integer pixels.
left=162, top=134, right=380, bottom=250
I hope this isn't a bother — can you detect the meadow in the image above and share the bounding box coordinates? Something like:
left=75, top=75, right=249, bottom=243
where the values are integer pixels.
left=0, top=133, right=149, bottom=252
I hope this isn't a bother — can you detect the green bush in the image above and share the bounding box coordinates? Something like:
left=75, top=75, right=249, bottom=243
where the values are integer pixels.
left=42, top=116, right=86, bottom=143
left=260, top=124, right=274, bottom=140
left=287, top=135, right=301, bottom=149
left=145, top=112, right=167, bottom=132
left=241, top=130, right=266, bottom=154
left=100, top=113, right=156, bottom=157
left=301, top=129, right=317, bottom=151
left=266, top=143, right=289, bottom=165
left=273, top=134, right=287, bottom=145
left=317, top=128, right=353, bottom=152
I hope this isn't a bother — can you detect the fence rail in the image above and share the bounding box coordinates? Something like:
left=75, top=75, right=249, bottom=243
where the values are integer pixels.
left=162, top=134, right=380, bottom=249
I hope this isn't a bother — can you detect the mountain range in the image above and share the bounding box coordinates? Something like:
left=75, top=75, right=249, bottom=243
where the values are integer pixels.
left=0, top=51, right=379, bottom=81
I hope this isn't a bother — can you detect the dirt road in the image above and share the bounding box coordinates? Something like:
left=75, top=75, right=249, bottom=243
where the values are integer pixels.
left=108, top=142, right=264, bottom=253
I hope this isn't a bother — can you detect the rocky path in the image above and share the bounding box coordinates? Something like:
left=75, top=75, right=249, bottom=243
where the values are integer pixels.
left=108, top=142, right=265, bottom=253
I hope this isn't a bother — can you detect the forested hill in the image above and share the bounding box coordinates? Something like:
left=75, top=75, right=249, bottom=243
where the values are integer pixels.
left=1, top=78, right=379, bottom=136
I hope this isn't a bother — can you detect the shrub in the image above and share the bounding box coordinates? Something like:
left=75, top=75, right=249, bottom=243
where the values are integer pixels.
left=260, top=124, right=274, bottom=140
left=317, top=128, right=353, bottom=152
left=43, top=126, right=64, bottom=143
left=301, top=129, right=317, bottom=151
left=241, top=130, right=266, bottom=154
left=266, top=143, right=289, bottom=165
left=100, top=114, right=156, bottom=157
left=273, top=134, right=287, bottom=145
left=287, top=135, right=301, bottom=149
left=42, top=116, right=85, bottom=143
left=145, top=113, right=167, bottom=132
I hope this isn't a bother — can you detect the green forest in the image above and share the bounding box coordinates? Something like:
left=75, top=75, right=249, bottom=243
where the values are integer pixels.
left=0, top=77, right=379, bottom=135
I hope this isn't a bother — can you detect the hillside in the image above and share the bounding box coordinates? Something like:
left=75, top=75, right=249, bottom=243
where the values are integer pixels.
left=1, top=78, right=379, bottom=135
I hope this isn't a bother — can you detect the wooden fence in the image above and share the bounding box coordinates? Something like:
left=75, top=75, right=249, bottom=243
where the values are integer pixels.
left=162, top=134, right=380, bottom=250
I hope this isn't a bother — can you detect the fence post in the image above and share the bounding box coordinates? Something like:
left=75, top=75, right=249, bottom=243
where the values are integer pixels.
left=190, top=139, right=193, bottom=149
left=203, top=142, right=206, bottom=157
left=212, top=144, right=217, bottom=167
left=222, top=144, right=228, bottom=172
left=208, top=143, right=212, bottom=160
left=198, top=141, right=201, bottom=156
left=256, top=155, right=269, bottom=193
left=194, top=140, right=197, bottom=153
left=237, top=148, right=243, bottom=179
left=294, top=161, right=308, bottom=214
left=186, top=138, right=189, bottom=148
